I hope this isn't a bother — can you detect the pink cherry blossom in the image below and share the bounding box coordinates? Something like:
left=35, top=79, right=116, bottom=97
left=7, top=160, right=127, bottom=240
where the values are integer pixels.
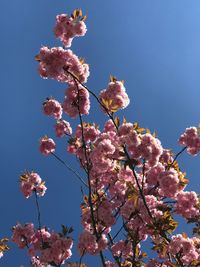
left=63, top=83, right=90, bottom=118
left=39, top=136, right=56, bottom=155
left=37, top=47, right=89, bottom=84
left=43, top=98, right=62, bottom=120
left=12, top=223, right=35, bottom=248
left=175, top=191, right=200, bottom=218
left=20, top=171, right=47, bottom=198
left=99, top=80, right=130, bottom=113
left=54, top=11, right=87, bottom=47
left=179, top=126, right=200, bottom=156
left=168, top=234, right=199, bottom=265
left=158, top=168, right=180, bottom=198
left=54, top=120, right=72, bottom=137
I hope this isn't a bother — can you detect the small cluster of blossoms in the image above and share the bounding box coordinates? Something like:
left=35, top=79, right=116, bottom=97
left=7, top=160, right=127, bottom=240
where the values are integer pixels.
left=111, top=240, right=133, bottom=258
left=75, top=123, right=100, bottom=143
left=118, top=123, right=163, bottom=167
left=63, top=83, right=90, bottom=118
left=54, top=9, right=87, bottom=47
left=37, top=47, right=89, bottom=84
left=55, top=119, right=72, bottom=137
left=158, top=168, right=181, bottom=198
left=43, top=98, right=63, bottom=120
left=99, top=78, right=130, bottom=113
left=39, top=136, right=56, bottom=155
left=12, top=223, right=73, bottom=266
left=168, top=234, right=200, bottom=265
left=20, top=171, right=47, bottom=198
left=175, top=191, right=200, bottom=218
left=179, top=126, right=200, bottom=156
left=78, top=230, right=107, bottom=255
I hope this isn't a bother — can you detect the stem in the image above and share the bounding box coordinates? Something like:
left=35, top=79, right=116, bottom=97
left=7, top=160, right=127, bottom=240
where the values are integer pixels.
left=167, top=146, right=187, bottom=170
left=51, top=152, right=88, bottom=188
left=79, top=249, right=86, bottom=267
left=34, top=189, right=42, bottom=231
left=142, top=159, right=146, bottom=190
left=74, top=78, right=106, bottom=267
left=33, top=189, right=44, bottom=246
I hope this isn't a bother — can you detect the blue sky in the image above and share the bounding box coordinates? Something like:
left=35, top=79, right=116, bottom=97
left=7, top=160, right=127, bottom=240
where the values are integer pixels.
left=0, top=0, right=200, bottom=266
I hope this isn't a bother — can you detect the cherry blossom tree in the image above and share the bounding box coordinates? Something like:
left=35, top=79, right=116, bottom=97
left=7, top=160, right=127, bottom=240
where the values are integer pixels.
left=1, top=8, right=200, bottom=267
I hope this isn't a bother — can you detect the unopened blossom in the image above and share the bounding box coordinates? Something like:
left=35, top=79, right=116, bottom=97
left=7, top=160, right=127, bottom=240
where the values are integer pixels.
left=55, top=120, right=72, bottom=137
left=20, top=171, right=47, bottom=198
left=175, top=191, right=200, bottom=218
left=43, top=98, right=62, bottom=120
left=39, top=136, right=56, bottom=155
left=99, top=80, right=130, bottom=113
left=54, top=10, right=87, bottom=47
left=63, top=83, right=90, bottom=118
left=37, top=47, right=89, bottom=83
left=179, top=126, right=200, bottom=156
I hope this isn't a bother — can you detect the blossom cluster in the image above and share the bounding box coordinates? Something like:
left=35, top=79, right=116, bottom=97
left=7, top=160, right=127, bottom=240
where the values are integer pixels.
left=55, top=119, right=72, bottom=137
left=99, top=79, right=130, bottom=113
left=63, top=83, right=90, bottom=118
left=54, top=10, right=87, bottom=47
left=39, top=136, right=56, bottom=156
left=37, top=47, right=89, bottom=84
left=168, top=234, right=200, bottom=264
left=20, top=171, right=47, bottom=198
left=43, top=98, right=63, bottom=120
left=12, top=223, right=73, bottom=266
left=179, top=126, right=200, bottom=156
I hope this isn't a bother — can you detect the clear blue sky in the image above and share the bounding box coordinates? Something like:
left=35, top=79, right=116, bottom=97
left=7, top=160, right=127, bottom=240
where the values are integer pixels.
left=0, top=0, right=200, bottom=266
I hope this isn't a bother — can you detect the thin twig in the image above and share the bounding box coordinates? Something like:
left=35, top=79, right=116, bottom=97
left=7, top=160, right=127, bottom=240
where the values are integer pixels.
left=34, top=189, right=42, bottom=231
left=51, top=152, right=88, bottom=187
left=167, top=146, right=187, bottom=170
left=79, top=249, right=86, bottom=267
